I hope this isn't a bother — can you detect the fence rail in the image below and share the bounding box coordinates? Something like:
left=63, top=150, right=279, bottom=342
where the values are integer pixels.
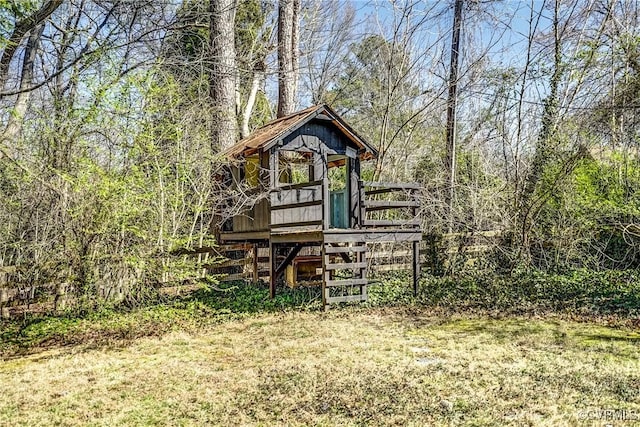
left=360, top=181, right=421, bottom=231
left=368, top=230, right=503, bottom=274
left=0, top=244, right=249, bottom=319
left=0, top=230, right=503, bottom=319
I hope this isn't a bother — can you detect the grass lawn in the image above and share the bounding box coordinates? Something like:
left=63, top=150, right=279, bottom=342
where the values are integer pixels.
left=1, top=306, right=639, bottom=426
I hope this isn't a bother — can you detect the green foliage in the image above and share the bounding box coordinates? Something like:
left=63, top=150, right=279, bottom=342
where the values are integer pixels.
left=164, top=0, right=209, bottom=65
left=418, top=269, right=640, bottom=315
left=573, top=155, right=640, bottom=218
left=190, top=281, right=321, bottom=313
left=235, top=0, right=270, bottom=60
left=366, top=269, right=640, bottom=316
left=0, top=281, right=320, bottom=356
left=529, top=153, right=640, bottom=270
left=0, top=55, right=222, bottom=311
left=366, top=271, right=415, bottom=306
left=2, top=267, right=639, bottom=357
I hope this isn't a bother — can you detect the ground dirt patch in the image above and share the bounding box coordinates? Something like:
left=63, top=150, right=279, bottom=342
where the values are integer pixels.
left=1, top=307, right=639, bottom=426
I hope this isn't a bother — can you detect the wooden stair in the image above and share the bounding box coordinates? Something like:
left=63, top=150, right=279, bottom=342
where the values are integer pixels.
left=322, top=240, right=368, bottom=307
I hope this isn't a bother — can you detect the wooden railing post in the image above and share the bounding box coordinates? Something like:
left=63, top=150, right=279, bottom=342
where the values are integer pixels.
left=54, top=282, right=67, bottom=312
left=413, top=240, right=420, bottom=296
left=359, top=180, right=366, bottom=228
left=0, top=287, right=9, bottom=319
left=269, top=241, right=276, bottom=299
left=322, top=156, right=330, bottom=230
left=252, top=244, right=259, bottom=282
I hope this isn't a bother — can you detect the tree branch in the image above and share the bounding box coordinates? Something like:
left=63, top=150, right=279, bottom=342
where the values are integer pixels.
left=0, top=0, right=64, bottom=89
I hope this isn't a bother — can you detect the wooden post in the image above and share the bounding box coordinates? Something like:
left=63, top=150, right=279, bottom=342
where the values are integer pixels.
left=359, top=243, right=367, bottom=300
left=0, top=288, right=9, bottom=319
left=349, top=157, right=361, bottom=227
left=412, top=240, right=420, bottom=296
left=322, top=153, right=330, bottom=230
left=359, top=181, right=366, bottom=228
left=269, top=148, right=278, bottom=189
left=445, top=0, right=464, bottom=233
left=269, top=241, right=276, bottom=298
left=252, top=244, right=259, bottom=282
left=322, top=243, right=328, bottom=310
left=54, top=282, right=67, bottom=312
left=269, top=148, right=277, bottom=299
left=412, top=187, right=421, bottom=296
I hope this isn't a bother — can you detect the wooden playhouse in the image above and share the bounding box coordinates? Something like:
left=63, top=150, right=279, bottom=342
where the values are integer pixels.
left=218, top=104, right=421, bottom=308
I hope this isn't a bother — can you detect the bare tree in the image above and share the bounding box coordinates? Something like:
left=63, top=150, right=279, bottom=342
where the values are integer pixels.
left=210, top=0, right=238, bottom=150
left=2, top=24, right=44, bottom=143
left=299, top=0, right=356, bottom=105
left=277, top=0, right=300, bottom=117
left=445, top=0, right=464, bottom=232
left=0, top=0, right=63, bottom=91
left=237, top=0, right=274, bottom=138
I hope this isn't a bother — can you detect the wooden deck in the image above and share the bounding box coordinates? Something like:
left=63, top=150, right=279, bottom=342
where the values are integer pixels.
left=218, top=180, right=422, bottom=308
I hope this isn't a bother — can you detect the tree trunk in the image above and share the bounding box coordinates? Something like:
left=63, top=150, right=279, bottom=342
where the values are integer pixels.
left=445, top=0, right=463, bottom=233
left=291, top=0, right=299, bottom=106
left=518, top=0, right=562, bottom=263
left=241, top=68, right=263, bottom=138
left=0, top=0, right=62, bottom=91
left=210, top=0, right=238, bottom=151
left=2, top=24, right=44, bottom=143
left=277, top=0, right=300, bottom=117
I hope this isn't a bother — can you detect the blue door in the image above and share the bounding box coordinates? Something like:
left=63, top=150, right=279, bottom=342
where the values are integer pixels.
left=330, top=189, right=348, bottom=228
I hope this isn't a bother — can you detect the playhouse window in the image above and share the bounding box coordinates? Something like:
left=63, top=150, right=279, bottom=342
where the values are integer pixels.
left=245, top=155, right=260, bottom=187
left=328, top=155, right=347, bottom=191
left=278, top=151, right=312, bottom=185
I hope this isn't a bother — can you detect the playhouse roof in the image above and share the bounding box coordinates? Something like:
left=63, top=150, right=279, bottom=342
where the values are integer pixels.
left=222, top=104, right=378, bottom=160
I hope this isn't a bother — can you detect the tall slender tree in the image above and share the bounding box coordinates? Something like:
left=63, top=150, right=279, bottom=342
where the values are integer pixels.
left=445, top=0, right=464, bottom=232
left=0, top=0, right=62, bottom=91
left=2, top=23, right=43, bottom=143
left=210, top=0, right=238, bottom=150
left=277, top=0, right=299, bottom=117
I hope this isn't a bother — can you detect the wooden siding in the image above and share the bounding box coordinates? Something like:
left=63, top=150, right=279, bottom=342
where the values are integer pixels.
left=271, top=181, right=323, bottom=227
left=231, top=151, right=271, bottom=233
left=280, top=120, right=359, bottom=155
left=232, top=198, right=269, bottom=232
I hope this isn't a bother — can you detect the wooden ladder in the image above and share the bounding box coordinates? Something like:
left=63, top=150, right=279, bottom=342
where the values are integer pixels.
left=322, top=240, right=368, bottom=307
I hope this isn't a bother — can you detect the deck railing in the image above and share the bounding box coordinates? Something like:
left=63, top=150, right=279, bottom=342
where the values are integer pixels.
left=269, top=179, right=422, bottom=231
left=360, top=181, right=421, bottom=229
left=270, top=180, right=324, bottom=229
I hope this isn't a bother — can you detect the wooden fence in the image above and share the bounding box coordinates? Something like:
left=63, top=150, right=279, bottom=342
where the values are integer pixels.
left=210, top=230, right=504, bottom=282
left=366, top=230, right=503, bottom=275
left=0, top=266, right=68, bottom=319
left=0, top=231, right=503, bottom=319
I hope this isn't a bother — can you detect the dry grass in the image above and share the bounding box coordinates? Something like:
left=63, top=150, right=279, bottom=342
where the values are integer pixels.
left=1, top=307, right=639, bottom=426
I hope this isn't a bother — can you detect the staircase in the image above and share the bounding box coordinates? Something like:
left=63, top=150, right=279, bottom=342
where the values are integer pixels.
left=322, top=239, right=368, bottom=307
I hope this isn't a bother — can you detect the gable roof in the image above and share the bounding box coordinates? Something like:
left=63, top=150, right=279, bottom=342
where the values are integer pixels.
left=222, top=104, right=378, bottom=160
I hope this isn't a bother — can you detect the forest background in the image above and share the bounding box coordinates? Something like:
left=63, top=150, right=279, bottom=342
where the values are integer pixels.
left=1, top=0, right=640, bottom=314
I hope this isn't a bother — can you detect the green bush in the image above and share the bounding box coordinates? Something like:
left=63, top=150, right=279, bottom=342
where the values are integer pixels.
left=0, top=280, right=321, bottom=356
left=341, top=268, right=640, bottom=316
left=416, top=269, right=640, bottom=315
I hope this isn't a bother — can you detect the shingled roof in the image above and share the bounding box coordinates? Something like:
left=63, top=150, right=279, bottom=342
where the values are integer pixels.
left=222, top=104, right=378, bottom=159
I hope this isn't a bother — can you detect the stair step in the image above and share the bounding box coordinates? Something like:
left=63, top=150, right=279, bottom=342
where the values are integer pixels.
left=322, top=242, right=368, bottom=307
left=325, top=278, right=368, bottom=287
